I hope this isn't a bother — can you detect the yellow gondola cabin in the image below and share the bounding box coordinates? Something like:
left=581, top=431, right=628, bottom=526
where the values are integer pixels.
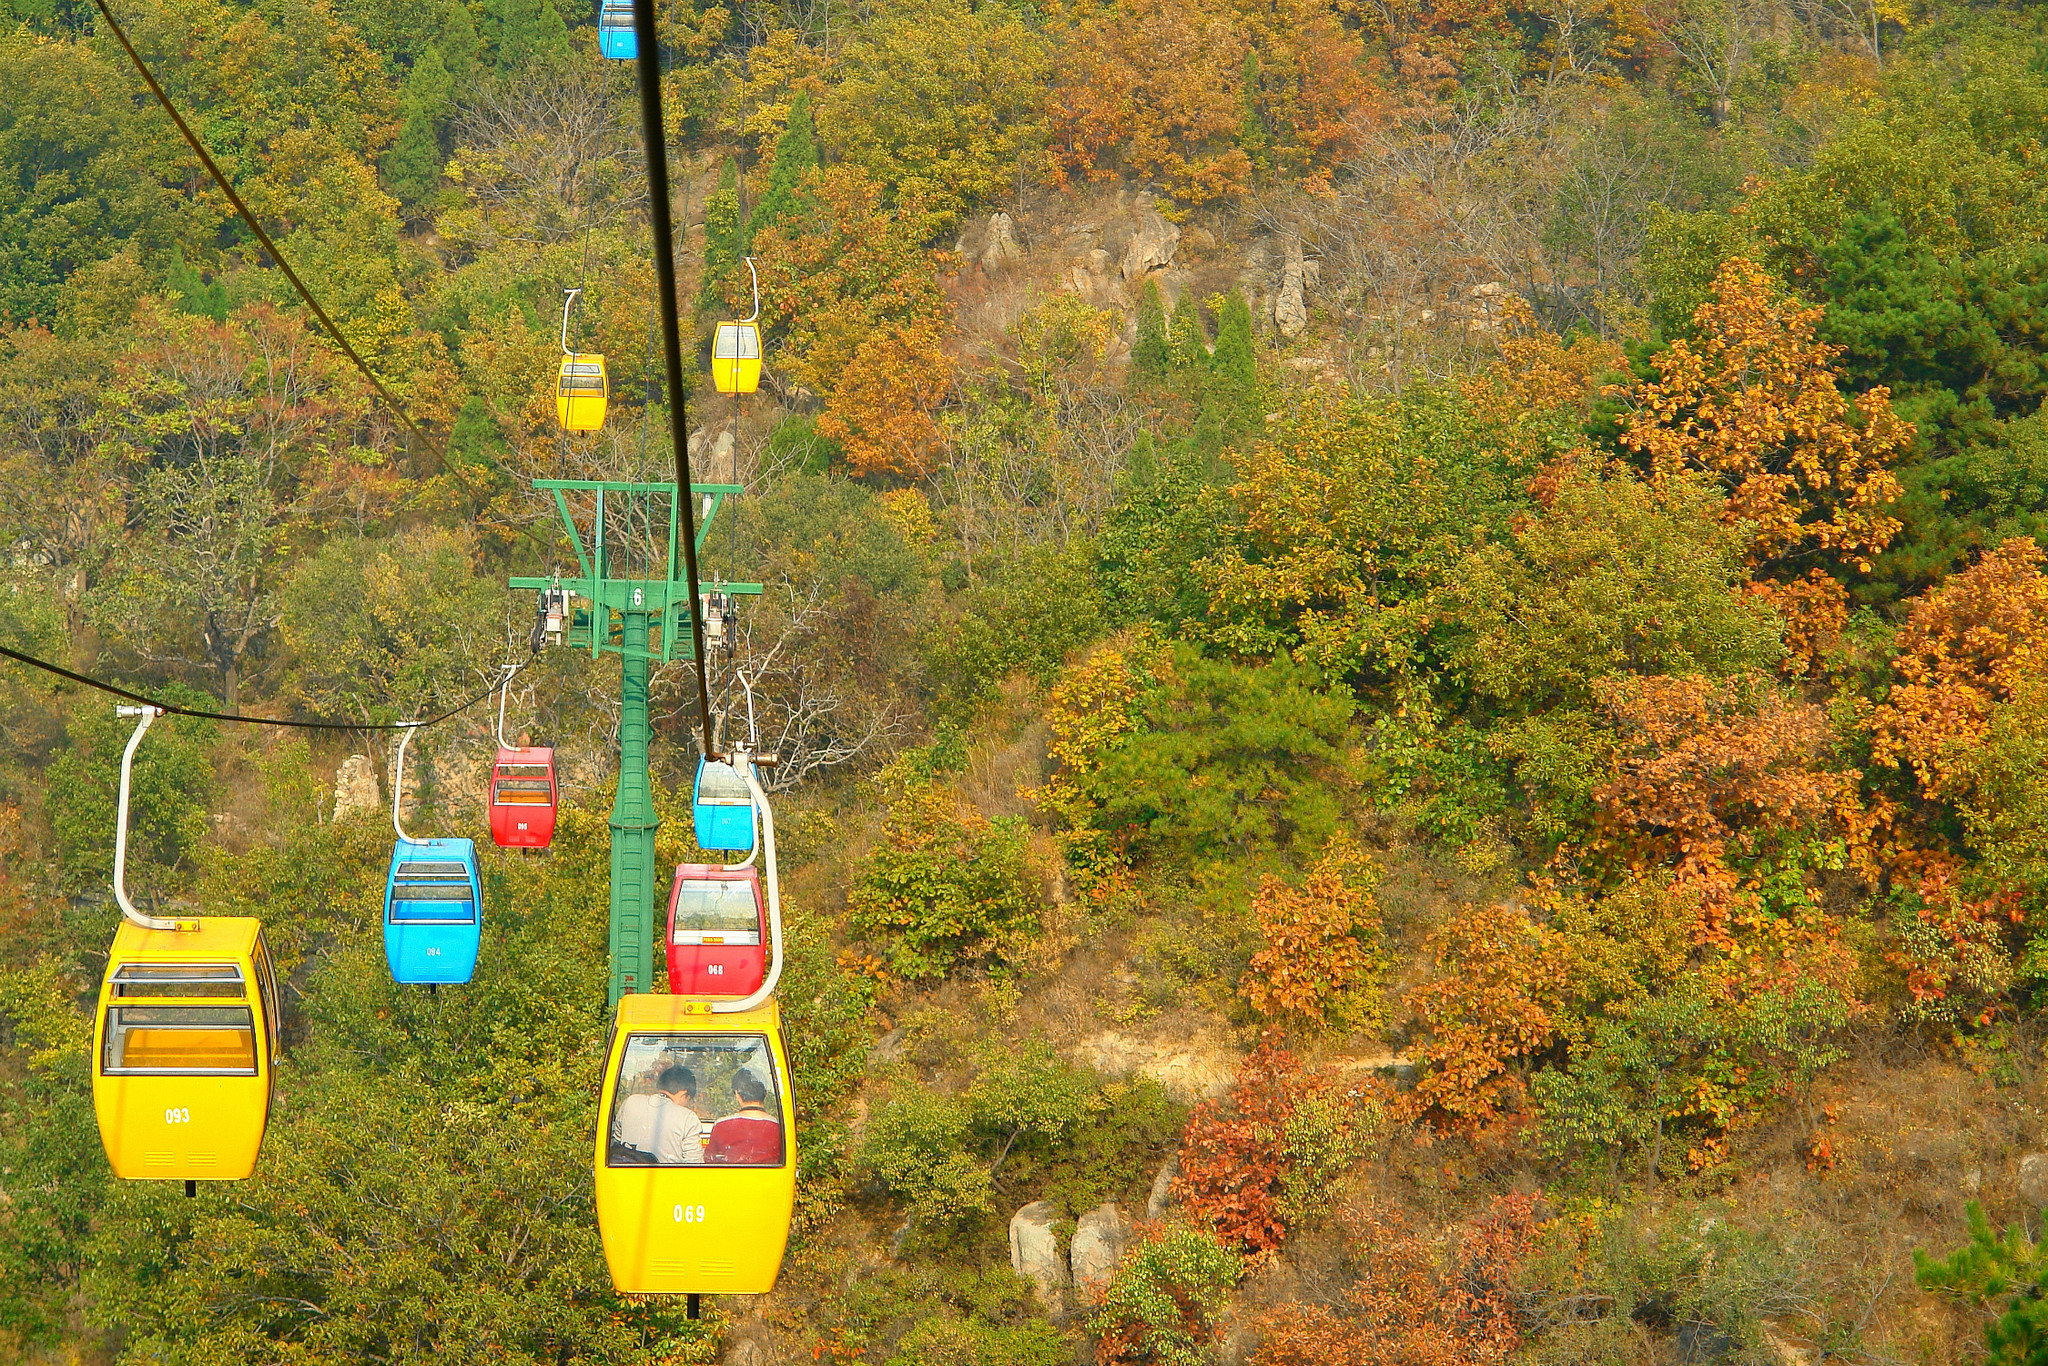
left=711, top=321, right=761, bottom=395
left=93, top=917, right=279, bottom=1185
left=594, top=993, right=796, bottom=1295
left=557, top=352, right=609, bottom=431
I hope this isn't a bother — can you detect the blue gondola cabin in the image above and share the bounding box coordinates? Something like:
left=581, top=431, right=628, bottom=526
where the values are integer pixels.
left=692, top=757, right=756, bottom=853
left=384, top=839, right=482, bottom=985
left=597, top=0, right=636, bottom=58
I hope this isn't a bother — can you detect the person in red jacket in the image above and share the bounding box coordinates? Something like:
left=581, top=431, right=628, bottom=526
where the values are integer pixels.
left=706, top=1070, right=782, bottom=1164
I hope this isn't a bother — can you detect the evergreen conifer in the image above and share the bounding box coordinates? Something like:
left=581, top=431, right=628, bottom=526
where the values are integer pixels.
left=1132, top=278, right=1170, bottom=384
left=380, top=44, right=453, bottom=215
left=699, top=160, right=743, bottom=318
left=1208, top=291, right=1258, bottom=431
left=748, top=92, right=818, bottom=239
left=1239, top=53, right=1268, bottom=172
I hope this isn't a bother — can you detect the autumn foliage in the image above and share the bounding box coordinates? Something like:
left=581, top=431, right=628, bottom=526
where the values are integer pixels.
left=817, top=319, right=954, bottom=479
left=1240, top=834, right=1382, bottom=1026
left=1173, top=1035, right=1383, bottom=1255
left=1623, top=257, right=1910, bottom=578
left=1403, top=902, right=1569, bottom=1132
left=1253, top=1195, right=1540, bottom=1366
left=1872, top=537, right=2048, bottom=800
left=1591, top=673, right=1864, bottom=939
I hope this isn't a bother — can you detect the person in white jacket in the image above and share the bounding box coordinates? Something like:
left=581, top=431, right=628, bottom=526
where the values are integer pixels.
left=649, top=1064, right=705, bottom=1165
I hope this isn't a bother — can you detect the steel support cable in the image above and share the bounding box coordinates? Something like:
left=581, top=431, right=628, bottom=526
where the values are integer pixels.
left=93, top=0, right=434, bottom=456
left=630, top=0, right=719, bottom=762
left=0, top=642, right=526, bottom=732
left=89, top=0, right=565, bottom=552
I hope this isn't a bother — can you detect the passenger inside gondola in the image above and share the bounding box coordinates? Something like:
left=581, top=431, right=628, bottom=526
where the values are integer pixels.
left=604, top=1033, right=783, bottom=1167
left=707, top=1071, right=782, bottom=1164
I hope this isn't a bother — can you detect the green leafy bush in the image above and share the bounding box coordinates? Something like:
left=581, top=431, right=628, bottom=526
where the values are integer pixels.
left=1093, top=1229, right=1241, bottom=1365
left=847, top=759, right=1042, bottom=981
left=859, top=1089, right=994, bottom=1228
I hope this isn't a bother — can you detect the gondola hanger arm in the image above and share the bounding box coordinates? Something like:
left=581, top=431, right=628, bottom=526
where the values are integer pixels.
left=113, top=706, right=191, bottom=932
left=391, top=722, right=422, bottom=845
left=743, top=258, right=760, bottom=325
left=494, top=661, right=520, bottom=750
left=712, top=746, right=783, bottom=1014
left=560, top=287, right=582, bottom=357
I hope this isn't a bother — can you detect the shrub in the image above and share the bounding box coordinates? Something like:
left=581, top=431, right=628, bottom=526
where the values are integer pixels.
left=1174, top=1034, right=1384, bottom=1253
left=857, top=1089, right=993, bottom=1229
left=1240, top=833, right=1384, bottom=1028
left=1094, top=1228, right=1241, bottom=1366
left=847, top=759, right=1043, bottom=981
left=1254, top=1195, right=1539, bottom=1366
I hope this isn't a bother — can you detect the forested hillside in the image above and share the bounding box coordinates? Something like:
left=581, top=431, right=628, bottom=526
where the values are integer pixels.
left=14, top=0, right=2048, bottom=1360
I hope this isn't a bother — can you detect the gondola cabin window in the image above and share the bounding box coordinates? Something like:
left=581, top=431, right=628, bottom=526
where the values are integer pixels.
left=670, top=880, right=762, bottom=945
left=493, top=764, right=552, bottom=803
left=606, top=1033, right=784, bottom=1168
left=103, top=1005, right=259, bottom=1074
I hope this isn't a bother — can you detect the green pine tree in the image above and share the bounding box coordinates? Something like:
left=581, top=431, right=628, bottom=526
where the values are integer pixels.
left=446, top=396, right=506, bottom=471
left=747, top=92, right=818, bottom=239
left=1238, top=52, right=1269, bottom=172
left=698, top=160, right=743, bottom=318
left=489, top=0, right=567, bottom=72
left=1918, top=1201, right=2048, bottom=1364
left=380, top=43, right=453, bottom=215
left=1132, top=277, right=1169, bottom=385
left=1207, top=291, right=1258, bottom=433
left=440, top=1, right=482, bottom=89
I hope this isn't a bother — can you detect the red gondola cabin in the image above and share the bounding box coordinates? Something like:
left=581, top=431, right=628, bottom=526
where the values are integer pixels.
left=488, top=747, right=557, bottom=849
left=666, top=864, right=765, bottom=997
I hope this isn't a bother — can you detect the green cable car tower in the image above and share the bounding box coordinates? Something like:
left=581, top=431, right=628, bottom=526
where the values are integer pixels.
left=511, top=479, right=760, bottom=1006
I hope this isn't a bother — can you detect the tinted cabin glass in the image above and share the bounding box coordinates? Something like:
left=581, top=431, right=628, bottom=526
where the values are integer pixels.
left=559, top=362, right=605, bottom=395
left=493, top=763, right=554, bottom=805
left=713, top=325, right=761, bottom=360
left=672, top=879, right=761, bottom=941
left=390, top=861, right=476, bottom=922
left=111, top=964, right=245, bottom=998
left=103, top=1005, right=258, bottom=1074
left=254, top=934, right=280, bottom=1091
left=697, top=762, right=752, bottom=805
left=607, top=1032, right=784, bottom=1167
left=600, top=0, right=631, bottom=23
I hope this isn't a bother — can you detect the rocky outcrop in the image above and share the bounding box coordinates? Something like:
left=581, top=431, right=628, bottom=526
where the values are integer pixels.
left=334, top=755, right=380, bottom=819
left=982, top=212, right=1025, bottom=271
left=1274, top=236, right=1308, bottom=338
left=2020, top=1151, right=2048, bottom=1206
left=1120, top=204, right=1181, bottom=283
left=1146, top=1155, right=1178, bottom=1221
left=1070, top=1202, right=1129, bottom=1296
left=1009, top=1201, right=1067, bottom=1311
left=1076, top=1030, right=1237, bottom=1104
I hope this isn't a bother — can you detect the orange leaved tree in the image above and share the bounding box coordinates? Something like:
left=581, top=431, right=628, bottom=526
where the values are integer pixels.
left=1872, top=537, right=2048, bottom=800
left=1621, top=256, right=1910, bottom=659
left=1590, top=673, right=1865, bottom=940
left=1240, top=834, right=1383, bottom=1028
left=817, top=319, right=954, bottom=479
left=1403, top=901, right=1569, bottom=1133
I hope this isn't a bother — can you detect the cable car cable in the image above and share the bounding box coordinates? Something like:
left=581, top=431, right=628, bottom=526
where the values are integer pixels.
left=88, top=0, right=562, bottom=552
left=91, top=0, right=436, bottom=465
left=0, top=642, right=529, bottom=732
left=630, top=0, right=719, bottom=762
